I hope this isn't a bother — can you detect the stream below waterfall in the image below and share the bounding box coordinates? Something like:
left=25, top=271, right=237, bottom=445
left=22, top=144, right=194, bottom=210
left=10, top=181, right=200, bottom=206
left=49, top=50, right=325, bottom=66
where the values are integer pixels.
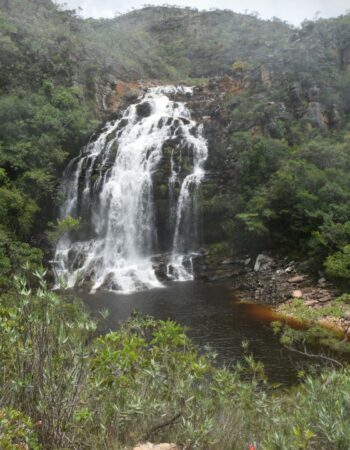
left=74, top=281, right=309, bottom=386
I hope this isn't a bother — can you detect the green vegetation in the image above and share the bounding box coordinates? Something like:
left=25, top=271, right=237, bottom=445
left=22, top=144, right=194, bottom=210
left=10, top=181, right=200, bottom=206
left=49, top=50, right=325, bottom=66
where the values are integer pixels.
left=0, top=408, right=41, bottom=450
left=326, top=245, right=350, bottom=282
left=279, top=297, right=350, bottom=323
left=46, top=215, right=81, bottom=244
left=80, top=6, right=291, bottom=79
left=1, top=2, right=350, bottom=447
left=1, top=269, right=350, bottom=449
left=230, top=134, right=350, bottom=265
left=0, top=0, right=98, bottom=278
left=272, top=295, right=350, bottom=353
left=1, top=0, right=350, bottom=283
left=204, top=64, right=350, bottom=281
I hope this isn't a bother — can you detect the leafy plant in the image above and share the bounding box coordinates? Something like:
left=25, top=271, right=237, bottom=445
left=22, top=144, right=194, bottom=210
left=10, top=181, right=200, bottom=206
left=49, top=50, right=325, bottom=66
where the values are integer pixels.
left=46, top=215, right=81, bottom=244
left=0, top=408, right=41, bottom=450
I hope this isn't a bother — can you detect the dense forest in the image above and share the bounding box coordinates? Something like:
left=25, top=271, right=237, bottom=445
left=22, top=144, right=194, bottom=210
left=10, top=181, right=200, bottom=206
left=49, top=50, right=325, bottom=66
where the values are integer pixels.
left=1, top=0, right=350, bottom=448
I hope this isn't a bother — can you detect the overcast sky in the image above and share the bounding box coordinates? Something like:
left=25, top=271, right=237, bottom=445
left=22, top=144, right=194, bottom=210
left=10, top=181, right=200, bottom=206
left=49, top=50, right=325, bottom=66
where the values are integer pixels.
left=56, top=0, right=349, bottom=25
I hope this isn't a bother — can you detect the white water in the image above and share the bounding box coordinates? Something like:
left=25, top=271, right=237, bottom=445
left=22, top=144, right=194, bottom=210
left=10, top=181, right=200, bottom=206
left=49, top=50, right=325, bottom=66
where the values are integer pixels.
left=55, top=86, right=208, bottom=293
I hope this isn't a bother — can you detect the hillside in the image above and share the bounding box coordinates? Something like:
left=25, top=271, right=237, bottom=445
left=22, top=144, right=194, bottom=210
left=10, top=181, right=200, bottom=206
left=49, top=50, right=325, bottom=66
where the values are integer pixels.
left=80, top=6, right=292, bottom=79
left=1, top=0, right=350, bottom=285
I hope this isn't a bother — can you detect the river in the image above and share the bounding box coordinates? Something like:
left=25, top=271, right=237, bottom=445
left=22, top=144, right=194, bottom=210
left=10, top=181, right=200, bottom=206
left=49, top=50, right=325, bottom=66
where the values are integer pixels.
left=75, top=280, right=307, bottom=385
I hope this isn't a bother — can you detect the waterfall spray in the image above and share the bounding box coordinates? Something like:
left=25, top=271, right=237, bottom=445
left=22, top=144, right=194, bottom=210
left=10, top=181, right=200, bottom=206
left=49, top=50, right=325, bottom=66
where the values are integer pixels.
left=55, top=86, right=208, bottom=293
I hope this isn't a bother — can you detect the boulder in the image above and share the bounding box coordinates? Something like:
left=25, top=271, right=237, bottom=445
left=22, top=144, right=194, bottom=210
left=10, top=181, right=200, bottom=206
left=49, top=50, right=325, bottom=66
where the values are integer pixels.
left=221, top=258, right=234, bottom=265
left=133, top=443, right=179, bottom=450
left=254, top=254, right=273, bottom=272
left=292, top=290, right=303, bottom=298
left=288, top=275, right=305, bottom=284
left=136, top=101, right=152, bottom=118
left=318, top=277, right=326, bottom=287
left=152, top=261, right=169, bottom=281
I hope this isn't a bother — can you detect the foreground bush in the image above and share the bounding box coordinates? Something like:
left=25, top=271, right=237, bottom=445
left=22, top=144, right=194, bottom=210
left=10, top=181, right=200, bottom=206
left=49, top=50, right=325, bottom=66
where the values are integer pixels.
left=0, top=407, right=41, bottom=449
left=0, top=268, right=95, bottom=448
left=1, top=270, right=350, bottom=449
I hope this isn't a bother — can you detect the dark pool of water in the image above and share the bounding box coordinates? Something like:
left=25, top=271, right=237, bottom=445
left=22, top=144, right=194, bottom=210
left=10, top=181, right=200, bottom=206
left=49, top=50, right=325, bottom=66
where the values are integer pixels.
left=74, top=281, right=307, bottom=385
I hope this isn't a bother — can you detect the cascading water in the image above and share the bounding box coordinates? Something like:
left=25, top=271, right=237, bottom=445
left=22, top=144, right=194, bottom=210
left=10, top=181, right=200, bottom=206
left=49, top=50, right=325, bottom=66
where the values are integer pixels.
left=54, top=86, right=208, bottom=293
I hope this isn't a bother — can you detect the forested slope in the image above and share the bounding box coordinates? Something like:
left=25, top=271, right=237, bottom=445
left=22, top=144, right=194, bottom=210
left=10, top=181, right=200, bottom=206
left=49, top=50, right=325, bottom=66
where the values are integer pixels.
left=1, top=0, right=350, bottom=285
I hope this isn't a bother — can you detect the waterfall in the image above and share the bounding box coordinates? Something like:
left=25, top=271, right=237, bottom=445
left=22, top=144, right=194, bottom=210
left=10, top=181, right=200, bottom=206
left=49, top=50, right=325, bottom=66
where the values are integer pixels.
left=54, top=86, right=208, bottom=293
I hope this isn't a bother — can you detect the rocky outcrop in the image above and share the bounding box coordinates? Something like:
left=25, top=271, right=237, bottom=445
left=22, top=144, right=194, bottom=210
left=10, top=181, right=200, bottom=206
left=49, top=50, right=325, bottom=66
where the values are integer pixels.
left=326, top=104, right=341, bottom=129
left=235, top=254, right=338, bottom=305
left=260, top=64, right=273, bottom=87
left=101, top=80, right=142, bottom=112
left=303, top=101, right=327, bottom=130
left=194, top=252, right=338, bottom=305
left=192, top=252, right=250, bottom=282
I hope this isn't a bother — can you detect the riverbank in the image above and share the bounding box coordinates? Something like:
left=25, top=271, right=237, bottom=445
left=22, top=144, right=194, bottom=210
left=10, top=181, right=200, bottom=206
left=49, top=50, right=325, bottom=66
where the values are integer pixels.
left=226, top=252, right=350, bottom=348
left=193, top=249, right=350, bottom=345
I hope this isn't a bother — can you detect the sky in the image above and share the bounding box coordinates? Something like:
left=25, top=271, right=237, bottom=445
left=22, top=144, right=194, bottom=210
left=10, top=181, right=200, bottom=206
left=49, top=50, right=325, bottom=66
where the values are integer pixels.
left=55, top=0, right=349, bottom=26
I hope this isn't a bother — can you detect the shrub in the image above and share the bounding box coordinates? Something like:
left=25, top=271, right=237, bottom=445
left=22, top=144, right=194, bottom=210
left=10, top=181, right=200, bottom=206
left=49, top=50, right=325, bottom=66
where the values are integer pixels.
left=0, top=268, right=95, bottom=448
left=2, top=269, right=350, bottom=449
left=326, top=244, right=350, bottom=281
left=0, top=408, right=41, bottom=450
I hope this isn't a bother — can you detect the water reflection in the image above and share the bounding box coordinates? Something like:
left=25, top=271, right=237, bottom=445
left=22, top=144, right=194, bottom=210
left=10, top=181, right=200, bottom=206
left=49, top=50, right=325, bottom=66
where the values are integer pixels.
left=74, top=281, right=307, bottom=385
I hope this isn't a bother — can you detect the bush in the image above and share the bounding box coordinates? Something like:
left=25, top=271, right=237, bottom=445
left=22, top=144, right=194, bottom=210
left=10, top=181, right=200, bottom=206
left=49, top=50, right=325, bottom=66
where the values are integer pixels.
left=0, top=268, right=95, bottom=448
left=326, top=244, right=350, bottom=281
left=0, top=227, right=42, bottom=291
left=2, top=269, right=350, bottom=449
left=0, top=408, right=41, bottom=450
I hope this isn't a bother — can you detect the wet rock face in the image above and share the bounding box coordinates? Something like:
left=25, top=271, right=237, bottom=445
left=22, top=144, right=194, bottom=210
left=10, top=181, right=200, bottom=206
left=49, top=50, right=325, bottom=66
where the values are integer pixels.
left=151, top=253, right=170, bottom=280
left=136, top=101, right=152, bottom=118
left=152, top=140, right=196, bottom=253
left=254, top=254, right=274, bottom=272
